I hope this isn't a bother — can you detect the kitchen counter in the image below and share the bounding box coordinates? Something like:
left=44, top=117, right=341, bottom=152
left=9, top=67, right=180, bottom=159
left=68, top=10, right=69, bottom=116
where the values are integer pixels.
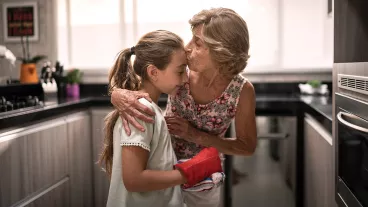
left=0, top=94, right=332, bottom=133
left=300, top=95, right=332, bottom=133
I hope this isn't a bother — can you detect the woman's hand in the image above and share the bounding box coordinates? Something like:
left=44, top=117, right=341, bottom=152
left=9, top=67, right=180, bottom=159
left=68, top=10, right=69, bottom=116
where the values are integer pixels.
left=165, top=116, right=198, bottom=143
left=111, top=88, right=155, bottom=135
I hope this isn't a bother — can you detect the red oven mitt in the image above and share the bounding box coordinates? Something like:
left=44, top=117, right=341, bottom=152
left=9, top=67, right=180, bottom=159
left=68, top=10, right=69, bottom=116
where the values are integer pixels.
left=174, top=147, right=222, bottom=187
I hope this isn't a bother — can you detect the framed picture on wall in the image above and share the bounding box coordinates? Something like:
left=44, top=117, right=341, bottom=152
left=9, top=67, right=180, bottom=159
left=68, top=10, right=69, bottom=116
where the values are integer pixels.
left=2, top=2, right=39, bottom=42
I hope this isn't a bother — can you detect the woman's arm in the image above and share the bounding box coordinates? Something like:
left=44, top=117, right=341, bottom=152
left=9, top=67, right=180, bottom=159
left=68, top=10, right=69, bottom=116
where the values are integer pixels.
left=166, top=82, right=257, bottom=156
left=122, top=146, right=186, bottom=192
left=200, top=81, right=257, bottom=155
left=111, top=88, right=156, bottom=135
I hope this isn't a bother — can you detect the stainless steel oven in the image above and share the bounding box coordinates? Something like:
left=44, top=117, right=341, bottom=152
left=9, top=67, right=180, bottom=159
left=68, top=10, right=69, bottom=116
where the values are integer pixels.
left=336, top=93, right=368, bottom=207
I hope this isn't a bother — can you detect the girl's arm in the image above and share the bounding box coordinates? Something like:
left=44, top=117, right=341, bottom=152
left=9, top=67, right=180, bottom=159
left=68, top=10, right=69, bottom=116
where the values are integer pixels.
left=122, top=146, right=186, bottom=192
left=120, top=99, right=222, bottom=192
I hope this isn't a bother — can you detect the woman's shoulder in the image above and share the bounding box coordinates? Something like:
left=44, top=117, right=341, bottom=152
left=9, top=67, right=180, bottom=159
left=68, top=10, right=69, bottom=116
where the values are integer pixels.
left=238, top=80, right=255, bottom=105
left=224, top=74, right=249, bottom=97
left=233, top=73, right=247, bottom=84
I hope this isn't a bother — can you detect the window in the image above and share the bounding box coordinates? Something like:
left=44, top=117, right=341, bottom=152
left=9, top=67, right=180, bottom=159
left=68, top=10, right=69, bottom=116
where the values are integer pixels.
left=57, top=0, right=280, bottom=71
left=57, top=0, right=121, bottom=69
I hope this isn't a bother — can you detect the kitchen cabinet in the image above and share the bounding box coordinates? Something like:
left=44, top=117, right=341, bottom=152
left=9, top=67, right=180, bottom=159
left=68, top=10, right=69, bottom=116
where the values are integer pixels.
left=334, top=0, right=368, bottom=63
left=22, top=177, right=70, bottom=207
left=0, top=117, right=68, bottom=207
left=66, top=111, right=94, bottom=207
left=91, top=107, right=113, bottom=207
left=304, top=113, right=336, bottom=207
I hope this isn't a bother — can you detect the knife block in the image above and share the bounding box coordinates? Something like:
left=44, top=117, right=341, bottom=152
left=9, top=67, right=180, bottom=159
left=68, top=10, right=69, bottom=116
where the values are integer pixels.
left=41, top=79, right=58, bottom=100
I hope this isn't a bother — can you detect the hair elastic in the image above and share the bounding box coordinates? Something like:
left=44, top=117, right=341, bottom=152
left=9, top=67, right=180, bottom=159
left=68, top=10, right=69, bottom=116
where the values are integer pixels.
left=130, top=46, right=135, bottom=55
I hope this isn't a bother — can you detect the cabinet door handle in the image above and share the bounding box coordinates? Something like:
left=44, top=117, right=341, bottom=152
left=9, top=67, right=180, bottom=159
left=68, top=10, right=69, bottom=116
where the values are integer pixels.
left=337, top=111, right=368, bottom=133
left=11, top=176, right=69, bottom=207
left=257, top=133, right=289, bottom=140
left=65, top=111, right=89, bottom=123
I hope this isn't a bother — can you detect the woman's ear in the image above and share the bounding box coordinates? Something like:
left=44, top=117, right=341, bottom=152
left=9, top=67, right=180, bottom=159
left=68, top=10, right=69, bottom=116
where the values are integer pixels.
left=147, top=64, right=159, bottom=82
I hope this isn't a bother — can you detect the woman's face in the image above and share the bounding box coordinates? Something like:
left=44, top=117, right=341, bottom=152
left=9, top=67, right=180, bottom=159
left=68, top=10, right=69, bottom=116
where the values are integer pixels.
left=185, top=25, right=216, bottom=73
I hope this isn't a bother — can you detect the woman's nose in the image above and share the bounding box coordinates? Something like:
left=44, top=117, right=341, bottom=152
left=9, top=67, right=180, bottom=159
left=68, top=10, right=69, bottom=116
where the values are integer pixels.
left=184, top=43, right=191, bottom=52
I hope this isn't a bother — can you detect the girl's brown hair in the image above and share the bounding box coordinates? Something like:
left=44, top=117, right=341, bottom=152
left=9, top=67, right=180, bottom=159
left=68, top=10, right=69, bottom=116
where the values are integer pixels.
left=189, top=8, right=250, bottom=78
left=99, top=30, right=184, bottom=176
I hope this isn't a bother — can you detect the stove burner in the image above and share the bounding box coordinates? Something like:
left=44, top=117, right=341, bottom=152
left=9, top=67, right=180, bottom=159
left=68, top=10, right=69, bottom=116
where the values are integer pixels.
left=0, top=96, right=44, bottom=114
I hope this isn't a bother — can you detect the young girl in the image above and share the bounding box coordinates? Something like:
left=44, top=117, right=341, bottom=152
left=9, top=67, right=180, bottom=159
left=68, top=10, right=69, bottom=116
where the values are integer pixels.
left=99, top=30, right=222, bottom=207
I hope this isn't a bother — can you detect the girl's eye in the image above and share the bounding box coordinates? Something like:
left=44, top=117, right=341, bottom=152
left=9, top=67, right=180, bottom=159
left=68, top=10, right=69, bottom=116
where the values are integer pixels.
left=178, top=69, right=185, bottom=75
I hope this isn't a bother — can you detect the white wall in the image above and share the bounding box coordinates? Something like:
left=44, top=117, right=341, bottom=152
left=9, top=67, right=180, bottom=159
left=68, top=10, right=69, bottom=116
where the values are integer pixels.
left=280, top=0, right=333, bottom=71
left=0, top=0, right=333, bottom=83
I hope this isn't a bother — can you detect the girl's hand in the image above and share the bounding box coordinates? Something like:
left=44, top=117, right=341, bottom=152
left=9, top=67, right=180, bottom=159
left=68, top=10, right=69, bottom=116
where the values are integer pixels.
left=111, top=88, right=155, bottom=135
left=165, top=116, right=197, bottom=143
left=175, top=147, right=222, bottom=187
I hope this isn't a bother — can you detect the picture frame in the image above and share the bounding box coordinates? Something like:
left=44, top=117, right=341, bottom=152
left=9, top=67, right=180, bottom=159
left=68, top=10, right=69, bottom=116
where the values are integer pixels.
left=2, top=2, right=39, bottom=42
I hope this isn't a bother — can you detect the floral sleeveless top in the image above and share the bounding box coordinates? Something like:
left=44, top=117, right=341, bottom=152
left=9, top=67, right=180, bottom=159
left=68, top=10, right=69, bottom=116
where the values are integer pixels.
left=165, top=73, right=247, bottom=160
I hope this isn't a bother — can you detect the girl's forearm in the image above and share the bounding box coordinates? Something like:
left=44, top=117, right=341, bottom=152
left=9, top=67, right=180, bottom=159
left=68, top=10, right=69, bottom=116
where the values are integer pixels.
left=125, top=169, right=186, bottom=192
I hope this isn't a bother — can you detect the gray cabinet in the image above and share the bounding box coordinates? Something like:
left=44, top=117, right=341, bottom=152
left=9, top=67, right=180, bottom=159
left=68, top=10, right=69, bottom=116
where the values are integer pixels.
left=278, top=117, right=297, bottom=191
left=304, top=113, right=336, bottom=207
left=66, top=111, right=94, bottom=207
left=0, top=117, right=68, bottom=207
left=23, top=177, right=70, bottom=207
left=91, top=108, right=113, bottom=207
left=0, top=109, right=115, bottom=207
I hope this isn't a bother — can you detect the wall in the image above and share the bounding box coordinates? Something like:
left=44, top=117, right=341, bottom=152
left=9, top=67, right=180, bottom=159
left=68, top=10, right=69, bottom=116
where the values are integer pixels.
left=280, top=0, right=333, bottom=70
left=0, top=0, right=333, bottom=83
left=0, top=0, right=57, bottom=79
left=245, top=0, right=333, bottom=82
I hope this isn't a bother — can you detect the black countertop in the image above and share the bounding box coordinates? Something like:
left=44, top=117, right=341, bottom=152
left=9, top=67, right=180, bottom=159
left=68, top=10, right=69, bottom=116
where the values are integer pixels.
left=0, top=94, right=332, bottom=133
left=300, top=95, right=332, bottom=133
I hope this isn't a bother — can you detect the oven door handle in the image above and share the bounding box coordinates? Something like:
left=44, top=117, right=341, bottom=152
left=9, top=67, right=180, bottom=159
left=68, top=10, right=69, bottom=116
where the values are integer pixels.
left=337, top=111, right=368, bottom=133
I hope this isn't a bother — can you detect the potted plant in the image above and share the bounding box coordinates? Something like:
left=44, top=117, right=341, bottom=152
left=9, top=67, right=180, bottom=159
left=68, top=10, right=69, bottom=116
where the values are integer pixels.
left=306, top=80, right=322, bottom=89
left=17, top=35, right=47, bottom=83
left=65, top=68, right=83, bottom=98
left=299, top=80, right=329, bottom=95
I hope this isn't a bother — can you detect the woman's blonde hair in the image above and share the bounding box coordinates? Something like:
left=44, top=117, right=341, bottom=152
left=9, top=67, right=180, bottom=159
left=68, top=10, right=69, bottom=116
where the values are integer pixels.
left=99, top=30, right=184, bottom=176
left=189, top=8, right=250, bottom=78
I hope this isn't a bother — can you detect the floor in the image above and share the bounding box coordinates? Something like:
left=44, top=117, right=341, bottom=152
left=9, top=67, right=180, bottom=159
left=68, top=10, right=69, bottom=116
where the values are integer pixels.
left=231, top=139, right=295, bottom=207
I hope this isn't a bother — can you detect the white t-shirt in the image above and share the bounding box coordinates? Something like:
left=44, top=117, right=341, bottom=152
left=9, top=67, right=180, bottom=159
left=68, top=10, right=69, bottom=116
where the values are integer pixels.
left=106, top=98, right=184, bottom=207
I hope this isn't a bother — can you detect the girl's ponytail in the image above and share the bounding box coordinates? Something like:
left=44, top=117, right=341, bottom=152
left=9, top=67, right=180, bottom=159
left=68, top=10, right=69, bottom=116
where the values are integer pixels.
left=108, top=48, right=141, bottom=95
left=100, top=47, right=140, bottom=177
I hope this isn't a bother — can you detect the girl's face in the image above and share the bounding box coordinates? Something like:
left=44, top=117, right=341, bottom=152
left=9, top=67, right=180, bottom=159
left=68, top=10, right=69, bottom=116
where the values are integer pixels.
left=185, top=25, right=217, bottom=73
left=155, top=49, right=188, bottom=95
